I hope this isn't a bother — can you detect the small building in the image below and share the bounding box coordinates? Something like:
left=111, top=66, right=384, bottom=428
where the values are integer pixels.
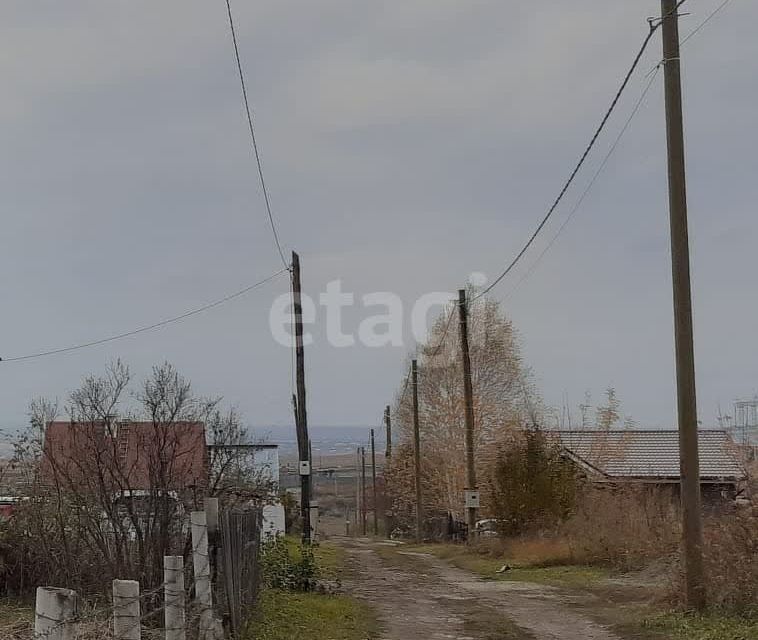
left=208, top=443, right=286, bottom=537
left=554, top=429, right=746, bottom=503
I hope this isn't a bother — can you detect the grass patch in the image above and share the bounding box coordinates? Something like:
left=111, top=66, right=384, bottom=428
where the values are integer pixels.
left=279, top=535, right=344, bottom=580
left=634, top=611, right=758, bottom=640
left=248, top=589, right=379, bottom=640
left=402, top=543, right=608, bottom=589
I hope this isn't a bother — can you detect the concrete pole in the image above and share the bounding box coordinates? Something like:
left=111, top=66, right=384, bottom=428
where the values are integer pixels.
left=34, top=587, right=78, bottom=640
left=113, top=580, right=141, bottom=640
left=191, top=511, right=214, bottom=640
left=164, top=556, right=186, bottom=640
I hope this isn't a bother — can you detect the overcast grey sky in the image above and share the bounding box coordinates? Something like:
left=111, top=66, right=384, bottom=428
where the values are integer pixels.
left=1, top=0, right=756, bottom=430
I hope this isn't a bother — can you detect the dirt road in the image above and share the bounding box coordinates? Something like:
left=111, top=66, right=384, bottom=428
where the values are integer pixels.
left=337, top=538, right=632, bottom=640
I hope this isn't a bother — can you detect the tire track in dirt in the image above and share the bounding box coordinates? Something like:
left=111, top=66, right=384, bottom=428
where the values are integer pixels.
left=337, top=538, right=624, bottom=640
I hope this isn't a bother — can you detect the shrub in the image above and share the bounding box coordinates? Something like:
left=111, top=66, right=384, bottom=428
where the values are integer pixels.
left=260, top=537, right=319, bottom=592
left=561, top=485, right=681, bottom=571
left=696, top=512, right=758, bottom=614
left=488, top=429, right=579, bottom=536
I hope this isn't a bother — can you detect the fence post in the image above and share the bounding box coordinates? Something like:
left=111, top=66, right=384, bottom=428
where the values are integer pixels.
left=34, top=587, right=78, bottom=640
left=164, top=556, right=186, bottom=640
left=113, top=579, right=141, bottom=640
left=205, top=497, right=219, bottom=537
left=191, top=510, right=220, bottom=640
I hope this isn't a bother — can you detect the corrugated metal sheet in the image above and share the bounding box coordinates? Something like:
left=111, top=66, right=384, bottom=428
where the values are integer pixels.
left=554, top=430, right=744, bottom=480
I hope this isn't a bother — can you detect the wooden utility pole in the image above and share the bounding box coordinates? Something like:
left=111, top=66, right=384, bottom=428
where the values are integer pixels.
left=458, top=289, right=478, bottom=536
left=354, top=447, right=360, bottom=535
left=360, top=447, right=368, bottom=536
left=371, top=428, right=378, bottom=536
left=660, top=0, right=705, bottom=611
left=292, top=251, right=312, bottom=544
left=383, top=406, right=393, bottom=538
left=384, top=405, right=392, bottom=459
left=412, top=359, right=423, bottom=543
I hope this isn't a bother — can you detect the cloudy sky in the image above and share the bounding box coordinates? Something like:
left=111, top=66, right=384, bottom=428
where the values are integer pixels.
left=1, top=0, right=756, bottom=431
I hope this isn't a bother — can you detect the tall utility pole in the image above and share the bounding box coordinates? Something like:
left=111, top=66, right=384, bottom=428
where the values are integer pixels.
left=384, top=405, right=392, bottom=460
left=354, top=447, right=361, bottom=535
left=660, top=0, right=705, bottom=611
left=384, top=405, right=392, bottom=538
left=360, top=447, right=368, bottom=536
left=411, top=359, right=423, bottom=543
left=371, top=428, right=378, bottom=536
left=458, top=289, right=478, bottom=536
left=292, top=252, right=311, bottom=544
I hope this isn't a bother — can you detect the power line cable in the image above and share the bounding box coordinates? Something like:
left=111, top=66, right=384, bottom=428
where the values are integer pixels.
left=396, top=366, right=412, bottom=409
left=681, top=0, right=733, bottom=45
left=427, top=303, right=456, bottom=359
left=224, top=0, right=289, bottom=270
left=503, top=66, right=661, bottom=300
left=497, top=0, right=726, bottom=301
left=0, top=268, right=288, bottom=363
left=473, top=17, right=667, bottom=302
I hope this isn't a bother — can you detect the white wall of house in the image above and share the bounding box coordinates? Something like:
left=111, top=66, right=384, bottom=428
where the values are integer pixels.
left=250, top=447, right=280, bottom=489
left=262, top=502, right=286, bottom=537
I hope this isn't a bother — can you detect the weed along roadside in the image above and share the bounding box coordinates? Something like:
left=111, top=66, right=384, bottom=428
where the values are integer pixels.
left=246, top=536, right=380, bottom=640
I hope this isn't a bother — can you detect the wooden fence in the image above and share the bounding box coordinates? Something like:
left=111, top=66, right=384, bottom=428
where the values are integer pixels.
left=28, top=503, right=263, bottom=640
left=219, top=509, right=264, bottom=638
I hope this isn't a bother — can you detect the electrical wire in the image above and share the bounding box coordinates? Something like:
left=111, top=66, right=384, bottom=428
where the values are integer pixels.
left=503, top=66, right=661, bottom=300
left=495, top=0, right=725, bottom=301
left=396, top=366, right=412, bottom=408
left=473, top=17, right=665, bottom=302
left=0, top=268, right=288, bottom=363
left=224, top=0, right=289, bottom=270
left=427, top=303, right=457, bottom=359
left=681, top=0, right=734, bottom=45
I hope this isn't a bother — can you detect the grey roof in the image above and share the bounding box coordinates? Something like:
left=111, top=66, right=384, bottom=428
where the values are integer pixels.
left=553, top=430, right=744, bottom=481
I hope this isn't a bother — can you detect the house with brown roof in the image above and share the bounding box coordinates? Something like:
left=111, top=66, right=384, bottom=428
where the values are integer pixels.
left=42, top=420, right=208, bottom=494
left=553, top=429, right=746, bottom=503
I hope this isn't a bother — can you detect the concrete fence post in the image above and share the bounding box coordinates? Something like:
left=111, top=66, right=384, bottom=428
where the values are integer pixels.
left=164, top=556, right=186, bottom=640
left=113, top=579, right=141, bottom=640
left=34, top=587, right=78, bottom=640
left=191, top=511, right=216, bottom=640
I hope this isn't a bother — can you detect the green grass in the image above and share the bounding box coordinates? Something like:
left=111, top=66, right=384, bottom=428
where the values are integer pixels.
left=247, top=589, right=379, bottom=640
left=280, top=535, right=344, bottom=579
left=634, top=612, right=758, bottom=640
left=402, top=543, right=608, bottom=589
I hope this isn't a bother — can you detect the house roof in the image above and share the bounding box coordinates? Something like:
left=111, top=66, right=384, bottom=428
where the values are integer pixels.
left=553, top=430, right=744, bottom=482
left=42, top=421, right=208, bottom=491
